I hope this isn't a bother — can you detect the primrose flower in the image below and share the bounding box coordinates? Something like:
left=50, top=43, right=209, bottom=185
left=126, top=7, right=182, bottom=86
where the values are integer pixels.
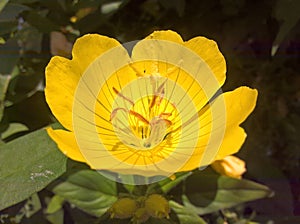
left=45, top=30, right=257, bottom=180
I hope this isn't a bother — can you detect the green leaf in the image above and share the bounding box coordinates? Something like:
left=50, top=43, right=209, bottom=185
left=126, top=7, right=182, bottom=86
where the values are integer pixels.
left=0, top=0, right=9, bottom=13
left=147, top=172, right=191, bottom=195
left=0, top=74, right=10, bottom=121
left=53, top=170, right=118, bottom=217
left=0, top=21, right=17, bottom=35
left=182, top=169, right=273, bottom=215
left=46, top=209, right=64, bottom=224
left=272, top=0, right=300, bottom=56
left=10, top=0, right=39, bottom=3
left=170, top=200, right=207, bottom=224
left=119, top=174, right=135, bottom=194
left=22, top=10, right=59, bottom=33
left=0, top=129, right=67, bottom=210
left=101, top=1, right=122, bottom=14
left=1, top=122, right=29, bottom=139
left=73, top=0, right=103, bottom=10
left=46, top=195, right=65, bottom=214
left=10, top=193, right=42, bottom=223
left=159, top=172, right=191, bottom=194
left=0, top=38, right=20, bottom=74
left=23, top=193, right=42, bottom=218
left=0, top=3, right=29, bottom=22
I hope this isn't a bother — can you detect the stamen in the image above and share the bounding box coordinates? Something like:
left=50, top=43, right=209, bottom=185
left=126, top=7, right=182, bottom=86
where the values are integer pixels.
left=111, top=107, right=150, bottom=125
left=149, top=95, right=158, bottom=109
left=161, top=119, right=172, bottom=126
left=143, top=117, right=168, bottom=148
left=159, top=112, right=172, bottom=118
left=112, top=87, right=134, bottom=105
left=129, top=110, right=150, bottom=125
left=109, top=79, right=180, bottom=152
left=150, top=80, right=166, bottom=108
left=110, top=108, right=127, bottom=121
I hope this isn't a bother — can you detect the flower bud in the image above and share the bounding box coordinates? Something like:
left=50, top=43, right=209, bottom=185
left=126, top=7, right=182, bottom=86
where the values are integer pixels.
left=132, top=207, right=150, bottom=223
left=211, top=155, right=246, bottom=179
left=109, top=197, right=137, bottom=219
left=144, top=194, right=170, bottom=219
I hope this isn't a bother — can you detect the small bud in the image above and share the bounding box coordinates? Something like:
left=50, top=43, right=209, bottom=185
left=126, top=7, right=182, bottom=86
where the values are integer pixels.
left=144, top=194, right=170, bottom=219
left=132, top=207, right=150, bottom=223
left=211, top=155, right=246, bottom=179
left=109, top=197, right=137, bottom=219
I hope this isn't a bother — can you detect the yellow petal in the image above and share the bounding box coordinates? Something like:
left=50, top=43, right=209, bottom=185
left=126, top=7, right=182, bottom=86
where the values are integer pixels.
left=131, top=31, right=225, bottom=113
left=45, top=57, right=80, bottom=130
left=179, top=86, right=257, bottom=171
left=72, top=34, right=121, bottom=72
left=131, top=30, right=183, bottom=78
left=131, top=30, right=183, bottom=76
left=184, top=36, right=226, bottom=87
left=214, top=126, right=246, bottom=160
left=213, top=86, right=258, bottom=160
left=145, top=30, right=183, bottom=43
left=45, top=34, right=122, bottom=131
left=223, top=86, right=258, bottom=127
left=47, top=128, right=86, bottom=163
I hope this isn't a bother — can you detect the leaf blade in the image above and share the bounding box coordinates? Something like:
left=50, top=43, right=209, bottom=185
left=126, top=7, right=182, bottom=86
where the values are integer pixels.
left=183, top=169, right=273, bottom=215
left=170, top=200, right=207, bottom=224
left=53, top=170, right=118, bottom=217
left=0, top=129, right=67, bottom=210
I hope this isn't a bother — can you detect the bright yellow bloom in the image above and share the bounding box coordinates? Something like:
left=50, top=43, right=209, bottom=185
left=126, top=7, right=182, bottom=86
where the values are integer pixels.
left=45, top=30, right=257, bottom=178
left=211, top=155, right=246, bottom=179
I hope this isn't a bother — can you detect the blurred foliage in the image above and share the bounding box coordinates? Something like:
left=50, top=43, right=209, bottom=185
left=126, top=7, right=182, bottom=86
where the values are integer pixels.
left=0, top=0, right=299, bottom=223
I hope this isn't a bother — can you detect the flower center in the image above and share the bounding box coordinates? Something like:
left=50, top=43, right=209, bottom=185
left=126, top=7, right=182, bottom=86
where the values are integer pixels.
left=111, top=91, right=179, bottom=151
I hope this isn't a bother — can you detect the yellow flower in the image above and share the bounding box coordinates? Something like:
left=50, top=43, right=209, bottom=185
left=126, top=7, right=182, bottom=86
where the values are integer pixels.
left=45, top=30, right=257, bottom=178
left=211, top=155, right=246, bottom=179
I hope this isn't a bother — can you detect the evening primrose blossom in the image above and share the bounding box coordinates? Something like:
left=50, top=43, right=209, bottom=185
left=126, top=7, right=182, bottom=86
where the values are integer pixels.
left=45, top=30, right=257, bottom=180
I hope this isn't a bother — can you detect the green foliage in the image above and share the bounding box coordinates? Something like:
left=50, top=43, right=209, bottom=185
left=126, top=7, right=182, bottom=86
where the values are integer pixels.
left=21, top=10, right=60, bottom=33
left=53, top=170, right=118, bottom=217
left=147, top=172, right=192, bottom=194
left=182, top=169, right=273, bottom=215
left=1, top=122, right=28, bottom=139
left=46, top=195, right=65, bottom=214
left=0, top=39, right=19, bottom=74
left=169, top=200, right=207, bottom=224
left=0, top=74, right=10, bottom=120
left=271, top=0, right=300, bottom=55
left=0, top=129, right=67, bottom=211
left=0, top=0, right=9, bottom=13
